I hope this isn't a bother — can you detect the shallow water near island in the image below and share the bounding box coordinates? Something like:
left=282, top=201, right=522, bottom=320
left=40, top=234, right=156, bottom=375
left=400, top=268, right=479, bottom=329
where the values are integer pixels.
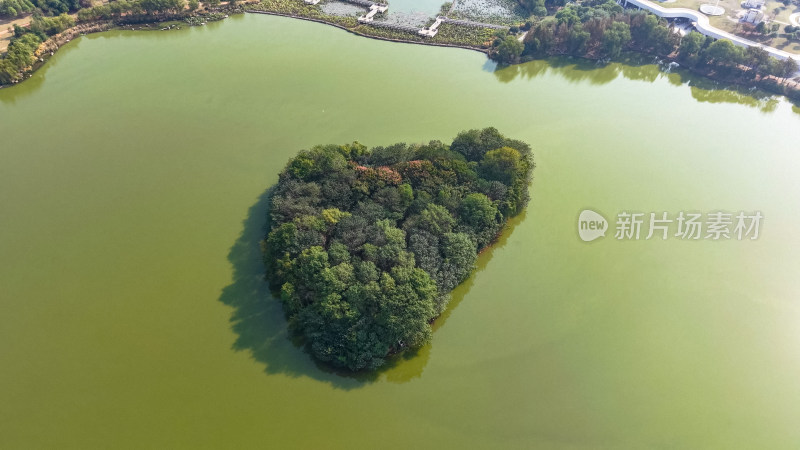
left=2, top=13, right=800, bottom=449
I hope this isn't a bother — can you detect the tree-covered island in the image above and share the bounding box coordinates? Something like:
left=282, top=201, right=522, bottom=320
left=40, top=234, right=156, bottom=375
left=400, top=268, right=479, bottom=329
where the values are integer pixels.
left=263, top=128, right=533, bottom=371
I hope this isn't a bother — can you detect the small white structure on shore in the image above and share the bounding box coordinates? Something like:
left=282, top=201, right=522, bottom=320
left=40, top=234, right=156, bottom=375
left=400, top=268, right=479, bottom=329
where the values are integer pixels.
left=358, top=4, right=388, bottom=23
left=699, top=3, right=724, bottom=15
left=418, top=16, right=443, bottom=37
left=304, top=0, right=320, bottom=4
left=742, top=8, right=764, bottom=23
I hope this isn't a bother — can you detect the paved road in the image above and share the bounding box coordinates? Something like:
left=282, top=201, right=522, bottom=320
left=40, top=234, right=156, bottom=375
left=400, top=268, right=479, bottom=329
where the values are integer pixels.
left=624, top=0, right=800, bottom=64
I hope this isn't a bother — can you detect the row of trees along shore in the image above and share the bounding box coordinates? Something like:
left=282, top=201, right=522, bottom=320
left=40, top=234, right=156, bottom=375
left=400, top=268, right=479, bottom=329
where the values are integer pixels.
left=0, top=12, right=73, bottom=84
left=0, top=0, right=238, bottom=85
left=489, top=0, right=800, bottom=101
left=264, top=128, right=534, bottom=371
left=0, top=0, right=219, bottom=18
left=3, top=0, right=798, bottom=97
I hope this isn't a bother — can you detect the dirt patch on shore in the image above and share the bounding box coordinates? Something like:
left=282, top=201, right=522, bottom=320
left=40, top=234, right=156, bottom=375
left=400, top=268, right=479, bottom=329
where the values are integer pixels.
left=35, top=21, right=113, bottom=56
left=1, top=14, right=33, bottom=53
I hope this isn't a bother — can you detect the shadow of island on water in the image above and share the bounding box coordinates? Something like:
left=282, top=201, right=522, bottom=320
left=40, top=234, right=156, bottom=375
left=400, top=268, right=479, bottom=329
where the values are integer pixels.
left=217, top=187, right=527, bottom=390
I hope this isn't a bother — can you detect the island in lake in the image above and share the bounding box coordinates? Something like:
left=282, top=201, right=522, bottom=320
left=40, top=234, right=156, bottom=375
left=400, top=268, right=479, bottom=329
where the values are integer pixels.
left=263, top=128, right=533, bottom=370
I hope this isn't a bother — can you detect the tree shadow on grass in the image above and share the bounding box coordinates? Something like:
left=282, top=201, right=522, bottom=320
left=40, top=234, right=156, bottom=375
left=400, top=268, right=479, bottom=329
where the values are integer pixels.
left=218, top=188, right=433, bottom=390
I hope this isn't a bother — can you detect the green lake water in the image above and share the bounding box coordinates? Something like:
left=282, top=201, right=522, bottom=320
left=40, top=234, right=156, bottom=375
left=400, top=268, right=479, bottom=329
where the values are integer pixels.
left=2, top=13, right=800, bottom=448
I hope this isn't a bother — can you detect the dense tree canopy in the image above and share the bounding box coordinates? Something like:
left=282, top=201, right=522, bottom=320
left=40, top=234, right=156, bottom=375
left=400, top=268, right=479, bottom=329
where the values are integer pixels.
left=263, top=128, right=534, bottom=371
left=0, top=0, right=81, bottom=18
left=495, top=35, right=525, bottom=64
left=0, top=12, right=74, bottom=85
left=0, top=32, right=40, bottom=84
left=76, top=0, right=186, bottom=21
left=506, top=2, right=799, bottom=85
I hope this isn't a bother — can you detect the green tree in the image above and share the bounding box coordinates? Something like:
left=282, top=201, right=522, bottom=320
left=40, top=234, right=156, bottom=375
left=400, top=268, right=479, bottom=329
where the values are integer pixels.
left=744, top=46, right=770, bottom=75
left=524, top=19, right=555, bottom=55
left=602, top=21, right=631, bottom=59
left=30, top=13, right=74, bottom=36
left=567, top=24, right=590, bottom=55
left=495, top=35, right=524, bottom=64
left=648, top=24, right=675, bottom=55
left=480, top=146, right=523, bottom=185
left=631, top=14, right=657, bottom=43
left=406, top=203, right=456, bottom=236
left=434, top=232, right=477, bottom=294
left=703, top=39, right=742, bottom=67
left=517, top=0, right=546, bottom=15
left=555, top=7, right=580, bottom=26
left=459, top=193, right=498, bottom=230
left=0, top=33, right=42, bottom=85
left=451, top=127, right=508, bottom=161
left=778, top=58, right=799, bottom=80
left=679, top=31, right=704, bottom=59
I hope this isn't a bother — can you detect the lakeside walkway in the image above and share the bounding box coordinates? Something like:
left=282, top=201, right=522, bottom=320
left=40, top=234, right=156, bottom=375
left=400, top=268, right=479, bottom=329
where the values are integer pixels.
left=621, top=0, right=800, bottom=64
left=357, top=4, right=389, bottom=23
